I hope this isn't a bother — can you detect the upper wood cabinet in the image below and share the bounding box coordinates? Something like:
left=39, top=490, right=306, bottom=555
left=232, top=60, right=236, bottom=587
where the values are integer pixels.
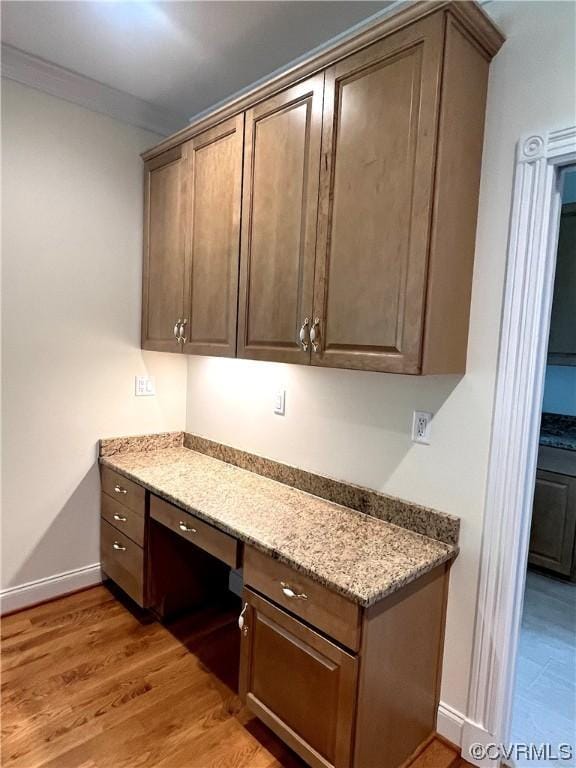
left=142, top=117, right=243, bottom=355
left=142, top=146, right=187, bottom=352
left=141, top=2, right=504, bottom=374
left=237, top=76, right=323, bottom=364
left=182, top=115, right=243, bottom=357
left=313, top=15, right=444, bottom=373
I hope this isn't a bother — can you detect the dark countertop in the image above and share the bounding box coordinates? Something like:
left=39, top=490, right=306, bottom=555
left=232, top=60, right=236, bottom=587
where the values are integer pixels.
left=540, top=413, right=576, bottom=452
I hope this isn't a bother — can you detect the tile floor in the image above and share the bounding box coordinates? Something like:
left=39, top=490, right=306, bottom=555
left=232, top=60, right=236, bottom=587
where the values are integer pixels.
left=511, top=570, right=576, bottom=767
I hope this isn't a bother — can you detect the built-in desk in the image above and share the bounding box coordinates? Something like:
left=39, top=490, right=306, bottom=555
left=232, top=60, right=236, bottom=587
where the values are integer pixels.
left=99, top=440, right=458, bottom=768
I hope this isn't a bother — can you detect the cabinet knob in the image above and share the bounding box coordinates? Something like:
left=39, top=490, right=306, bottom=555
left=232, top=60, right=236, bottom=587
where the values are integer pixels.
left=299, top=318, right=310, bottom=352
left=113, top=484, right=127, bottom=495
left=173, top=318, right=182, bottom=340
left=113, top=513, right=127, bottom=522
left=178, top=521, right=197, bottom=534
left=112, top=541, right=127, bottom=552
left=310, top=318, right=321, bottom=353
left=280, top=581, right=308, bottom=601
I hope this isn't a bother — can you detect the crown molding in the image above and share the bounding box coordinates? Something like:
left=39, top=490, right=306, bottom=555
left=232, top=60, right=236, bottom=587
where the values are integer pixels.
left=1, top=44, right=186, bottom=137
left=143, top=0, right=504, bottom=160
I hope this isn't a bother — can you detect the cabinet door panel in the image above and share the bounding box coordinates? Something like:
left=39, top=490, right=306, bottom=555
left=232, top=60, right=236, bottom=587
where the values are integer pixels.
left=239, top=589, right=357, bottom=768
left=529, top=470, right=576, bottom=576
left=313, top=15, right=443, bottom=373
left=182, top=116, right=243, bottom=356
left=142, top=146, right=186, bottom=352
left=237, top=76, right=323, bottom=364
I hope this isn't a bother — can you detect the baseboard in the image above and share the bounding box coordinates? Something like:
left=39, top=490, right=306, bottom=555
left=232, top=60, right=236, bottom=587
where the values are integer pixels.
left=1, top=563, right=102, bottom=615
left=437, top=701, right=466, bottom=749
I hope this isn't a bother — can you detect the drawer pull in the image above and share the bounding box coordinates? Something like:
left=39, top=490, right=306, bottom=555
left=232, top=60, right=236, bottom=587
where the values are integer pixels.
left=114, top=484, right=128, bottom=495
left=113, top=513, right=127, bottom=522
left=178, top=521, right=197, bottom=534
left=113, top=541, right=127, bottom=551
left=280, top=581, right=308, bottom=601
left=238, top=603, right=249, bottom=636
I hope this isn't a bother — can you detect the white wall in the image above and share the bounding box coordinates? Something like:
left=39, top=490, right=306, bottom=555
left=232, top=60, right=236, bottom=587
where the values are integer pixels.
left=185, top=0, right=576, bottom=731
left=1, top=80, right=187, bottom=603
left=543, top=366, right=576, bottom=415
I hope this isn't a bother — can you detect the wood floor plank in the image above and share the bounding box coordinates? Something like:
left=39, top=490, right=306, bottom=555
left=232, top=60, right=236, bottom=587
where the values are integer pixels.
left=1, top=585, right=469, bottom=768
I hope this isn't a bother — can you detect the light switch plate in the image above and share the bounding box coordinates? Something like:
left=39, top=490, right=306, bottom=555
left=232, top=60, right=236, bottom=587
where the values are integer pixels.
left=412, top=410, right=432, bottom=444
left=274, top=389, right=286, bottom=416
left=135, top=375, right=156, bottom=397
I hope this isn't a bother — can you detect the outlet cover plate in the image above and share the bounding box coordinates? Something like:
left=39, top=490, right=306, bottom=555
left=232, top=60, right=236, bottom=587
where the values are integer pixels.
left=135, top=375, right=156, bottom=397
left=412, top=411, right=432, bottom=444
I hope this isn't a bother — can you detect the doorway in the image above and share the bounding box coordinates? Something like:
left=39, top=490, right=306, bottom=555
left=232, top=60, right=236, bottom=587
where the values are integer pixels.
left=510, top=168, right=576, bottom=763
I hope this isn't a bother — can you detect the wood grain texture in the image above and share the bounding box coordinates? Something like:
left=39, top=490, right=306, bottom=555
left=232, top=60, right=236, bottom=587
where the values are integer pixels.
left=182, top=115, right=243, bottom=357
left=243, top=545, right=361, bottom=652
left=150, top=494, right=239, bottom=569
left=141, top=2, right=503, bottom=162
left=528, top=470, right=576, bottom=577
left=237, top=75, right=323, bottom=364
left=100, top=467, right=145, bottom=516
left=421, top=14, right=490, bottom=374
left=141, top=145, right=186, bottom=353
left=101, top=492, right=145, bottom=547
left=100, top=520, right=145, bottom=607
left=1, top=586, right=470, bottom=768
left=353, top=564, right=450, bottom=768
left=239, top=589, right=357, bottom=768
left=312, top=14, right=444, bottom=373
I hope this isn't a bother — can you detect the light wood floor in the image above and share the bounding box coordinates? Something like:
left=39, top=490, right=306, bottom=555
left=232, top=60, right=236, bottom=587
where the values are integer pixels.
left=1, top=585, right=469, bottom=768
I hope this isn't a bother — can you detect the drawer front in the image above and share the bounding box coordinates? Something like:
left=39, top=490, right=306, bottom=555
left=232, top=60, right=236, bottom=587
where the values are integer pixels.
left=150, top=495, right=238, bottom=568
left=100, top=519, right=145, bottom=606
left=244, top=546, right=361, bottom=651
left=101, top=466, right=145, bottom=516
left=101, top=493, right=145, bottom=547
left=240, top=588, right=357, bottom=768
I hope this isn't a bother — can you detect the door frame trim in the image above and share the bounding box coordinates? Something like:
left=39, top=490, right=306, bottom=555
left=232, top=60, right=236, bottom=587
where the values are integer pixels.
left=462, top=126, right=576, bottom=766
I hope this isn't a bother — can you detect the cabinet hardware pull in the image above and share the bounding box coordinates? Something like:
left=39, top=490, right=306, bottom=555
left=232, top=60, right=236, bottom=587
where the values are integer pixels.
left=238, top=603, right=248, bottom=636
left=113, top=484, right=127, bottom=495
left=113, top=541, right=126, bottom=551
left=178, top=318, right=188, bottom=344
left=299, top=317, right=310, bottom=352
left=309, top=318, right=321, bottom=353
left=280, top=581, right=308, bottom=600
left=113, top=513, right=127, bottom=522
left=178, top=521, right=197, bottom=534
left=173, top=318, right=182, bottom=340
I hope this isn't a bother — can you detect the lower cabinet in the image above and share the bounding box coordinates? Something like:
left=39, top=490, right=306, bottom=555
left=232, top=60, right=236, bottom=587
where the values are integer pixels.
left=239, top=589, right=357, bottom=768
left=240, top=546, right=450, bottom=768
left=529, top=469, right=576, bottom=577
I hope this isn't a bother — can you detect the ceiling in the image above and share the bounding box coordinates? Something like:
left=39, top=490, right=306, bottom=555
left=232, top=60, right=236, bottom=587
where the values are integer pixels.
left=1, top=1, right=390, bottom=130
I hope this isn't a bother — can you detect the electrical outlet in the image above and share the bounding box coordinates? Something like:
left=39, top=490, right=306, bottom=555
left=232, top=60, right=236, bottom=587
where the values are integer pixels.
left=412, top=411, right=432, bottom=444
left=274, top=389, right=286, bottom=416
left=135, top=375, right=156, bottom=397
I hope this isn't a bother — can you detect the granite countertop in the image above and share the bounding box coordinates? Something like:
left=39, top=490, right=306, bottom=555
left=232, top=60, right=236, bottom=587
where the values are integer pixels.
left=540, top=413, right=576, bottom=452
left=100, top=445, right=457, bottom=608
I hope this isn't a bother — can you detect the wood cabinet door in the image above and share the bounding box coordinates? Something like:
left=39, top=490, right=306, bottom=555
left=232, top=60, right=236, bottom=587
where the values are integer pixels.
left=312, top=14, right=444, bottom=373
left=142, top=146, right=187, bottom=352
left=548, top=203, right=576, bottom=365
left=239, top=589, right=357, bottom=768
left=529, top=470, right=576, bottom=576
left=237, top=76, right=323, bottom=364
left=182, top=116, right=243, bottom=356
